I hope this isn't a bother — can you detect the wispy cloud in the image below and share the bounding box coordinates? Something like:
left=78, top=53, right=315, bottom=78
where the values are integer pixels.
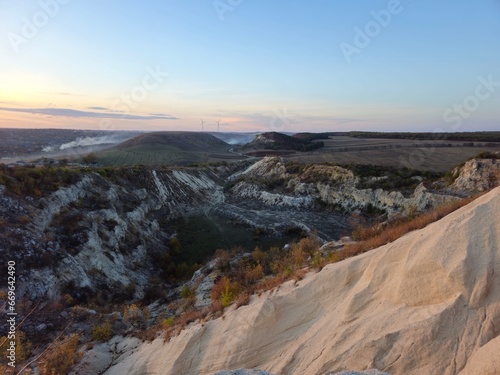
left=0, top=107, right=178, bottom=120
left=87, top=106, right=109, bottom=111
left=149, top=112, right=171, bottom=117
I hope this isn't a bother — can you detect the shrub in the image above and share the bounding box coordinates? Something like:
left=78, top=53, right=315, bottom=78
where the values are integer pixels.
left=143, top=306, right=151, bottom=320
left=0, top=332, right=32, bottom=366
left=92, top=323, right=113, bottom=342
left=168, top=238, right=181, bottom=256
left=39, top=334, right=80, bottom=375
left=291, top=245, right=306, bottom=267
left=123, top=304, right=143, bottom=325
left=215, top=249, right=231, bottom=271
left=82, top=153, right=97, bottom=164
left=71, top=305, right=89, bottom=321
left=211, top=277, right=240, bottom=308
left=296, top=237, right=320, bottom=257
left=162, top=317, right=175, bottom=328
left=220, top=286, right=235, bottom=308
left=245, top=264, right=265, bottom=284
left=180, top=286, right=195, bottom=299
left=475, top=151, right=500, bottom=160
left=251, top=247, right=269, bottom=265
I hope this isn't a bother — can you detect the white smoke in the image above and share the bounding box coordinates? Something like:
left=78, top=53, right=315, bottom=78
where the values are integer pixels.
left=226, top=136, right=255, bottom=145
left=59, top=136, right=120, bottom=150
left=214, top=134, right=258, bottom=145
left=42, top=146, right=54, bottom=152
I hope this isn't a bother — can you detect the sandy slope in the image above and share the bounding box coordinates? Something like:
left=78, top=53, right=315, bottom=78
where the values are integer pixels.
left=104, top=187, right=500, bottom=375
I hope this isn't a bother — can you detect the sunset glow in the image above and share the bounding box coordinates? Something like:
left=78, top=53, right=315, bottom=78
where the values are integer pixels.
left=1, top=0, right=499, bottom=132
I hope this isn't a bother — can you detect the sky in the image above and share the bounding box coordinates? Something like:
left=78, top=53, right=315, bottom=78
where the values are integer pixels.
left=0, top=0, right=499, bottom=133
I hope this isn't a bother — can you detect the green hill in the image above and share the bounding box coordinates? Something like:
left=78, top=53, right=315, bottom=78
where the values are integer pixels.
left=93, top=132, right=232, bottom=166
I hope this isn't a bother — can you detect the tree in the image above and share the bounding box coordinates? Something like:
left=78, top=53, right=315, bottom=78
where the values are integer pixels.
left=82, top=153, right=97, bottom=164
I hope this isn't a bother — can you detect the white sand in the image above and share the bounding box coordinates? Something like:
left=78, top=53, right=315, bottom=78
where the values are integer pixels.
left=104, top=187, right=500, bottom=375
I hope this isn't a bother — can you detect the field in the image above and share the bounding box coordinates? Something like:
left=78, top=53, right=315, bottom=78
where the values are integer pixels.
left=284, top=136, right=500, bottom=172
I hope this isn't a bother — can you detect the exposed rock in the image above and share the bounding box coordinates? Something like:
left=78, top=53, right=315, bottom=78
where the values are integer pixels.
left=231, top=181, right=312, bottom=208
left=2, top=168, right=226, bottom=300
left=70, top=336, right=142, bottom=375
left=451, top=158, right=500, bottom=193
left=187, top=259, right=219, bottom=308
left=231, top=157, right=459, bottom=216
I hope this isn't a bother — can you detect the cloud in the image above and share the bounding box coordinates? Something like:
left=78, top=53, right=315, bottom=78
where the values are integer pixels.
left=0, top=107, right=178, bottom=120
left=87, top=106, right=109, bottom=111
left=150, top=113, right=171, bottom=117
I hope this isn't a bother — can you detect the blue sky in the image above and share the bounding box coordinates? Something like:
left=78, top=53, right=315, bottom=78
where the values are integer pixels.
left=0, top=0, right=499, bottom=132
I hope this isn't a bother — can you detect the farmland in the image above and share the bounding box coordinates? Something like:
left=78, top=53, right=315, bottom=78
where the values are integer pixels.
left=283, top=136, right=500, bottom=172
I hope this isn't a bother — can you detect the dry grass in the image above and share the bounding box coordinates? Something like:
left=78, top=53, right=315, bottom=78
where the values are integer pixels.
left=254, top=275, right=287, bottom=292
left=163, top=309, right=207, bottom=342
left=339, top=196, right=477, bottom=260
left=235, top=293, right=251, bottom=308
left=176, top=309, right=205, bottom=328
left=38, top=334, right=81, bottom=375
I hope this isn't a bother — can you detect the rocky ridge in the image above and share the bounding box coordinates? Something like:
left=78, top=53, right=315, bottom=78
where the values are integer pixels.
left=229, top=157, right=461, bottom=216
left=0, top=167, right=226, bottom=301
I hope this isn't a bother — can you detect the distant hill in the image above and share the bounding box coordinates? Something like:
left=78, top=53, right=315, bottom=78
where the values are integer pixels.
left=242, top=132, right=324, bottom=153
left=349, top=131, right=500, bottom=142
left=292, top=132, right=335, bottom=142
left=94, top=131, right=234, bottom=166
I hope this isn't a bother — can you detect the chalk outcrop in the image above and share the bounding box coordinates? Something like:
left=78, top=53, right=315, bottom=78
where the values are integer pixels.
left=102, top=187, right=500, bottom=375
left=451, top=158, right=500, bottom=193
left=230, top=157, right=459, bottom=215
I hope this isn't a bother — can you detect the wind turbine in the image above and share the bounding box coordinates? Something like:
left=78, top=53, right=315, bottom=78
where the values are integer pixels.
left=200, top=119, right=205, bottom=131
left=217, top=119, right=221, bottom=132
